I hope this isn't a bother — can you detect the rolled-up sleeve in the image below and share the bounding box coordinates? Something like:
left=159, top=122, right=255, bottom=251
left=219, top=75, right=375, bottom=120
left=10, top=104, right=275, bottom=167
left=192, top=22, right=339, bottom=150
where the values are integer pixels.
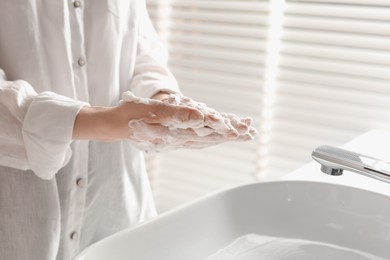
left=0, top=70, right=88, bottom=180
left=129, top=0, right=180, bottom=98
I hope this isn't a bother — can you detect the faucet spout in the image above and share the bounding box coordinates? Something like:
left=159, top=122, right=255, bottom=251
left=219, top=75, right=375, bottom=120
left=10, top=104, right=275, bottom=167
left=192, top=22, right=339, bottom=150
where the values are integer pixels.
left=312, top=145, right=390, bottom=184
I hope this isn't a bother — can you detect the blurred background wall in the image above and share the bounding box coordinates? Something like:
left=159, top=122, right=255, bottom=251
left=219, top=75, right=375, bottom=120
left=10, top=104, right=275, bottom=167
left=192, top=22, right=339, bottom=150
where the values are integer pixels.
left=145, top=0, right=390, bottom=212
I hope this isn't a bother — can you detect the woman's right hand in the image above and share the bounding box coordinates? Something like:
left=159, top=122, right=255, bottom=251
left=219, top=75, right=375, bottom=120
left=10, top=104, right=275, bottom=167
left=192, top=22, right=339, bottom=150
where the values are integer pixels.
left=72, top=99, right=204, bottom=142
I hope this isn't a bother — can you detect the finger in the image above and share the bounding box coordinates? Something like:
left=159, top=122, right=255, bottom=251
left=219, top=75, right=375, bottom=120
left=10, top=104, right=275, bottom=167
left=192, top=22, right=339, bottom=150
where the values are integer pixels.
left=181, top=141, right=220, bottom=149
left=170, top=129, right=235, bottom=144
left=144, top=104, right=205, bottom=128
left=122, top=92, right=204, bottom=127
left=161, top=92, right=182, bottom=106
left=192, top=126, right=215, bottom=137
left=236, top=133, right=254, bottom=142
left=161, top=94, right=241, bottom=137
left=241, top=117, right=253, bottom=126
left=223, top=113, right=250, bottom=135
left=130, top=124, right=249, bottom=151
left=203, top=112, right=238, bottom=137
left=171, top=97, right=229, bottom=132
left=163, top=93, right=202, bottom=109
left=249, top=126, right=258, bottom=136
left=129, top=120, right=221, bottom=146
left=223, top=117, right=240, bottom=138
left=129, top=119, right=170, bottom=141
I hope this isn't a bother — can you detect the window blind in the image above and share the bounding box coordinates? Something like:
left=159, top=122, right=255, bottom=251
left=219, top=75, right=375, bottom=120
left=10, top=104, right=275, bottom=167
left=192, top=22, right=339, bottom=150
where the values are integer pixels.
left=146, top=0, right=390, bottom=212
left=146, top=0, right=267, bottom=212
left=265, top=0, right=390, bottom=178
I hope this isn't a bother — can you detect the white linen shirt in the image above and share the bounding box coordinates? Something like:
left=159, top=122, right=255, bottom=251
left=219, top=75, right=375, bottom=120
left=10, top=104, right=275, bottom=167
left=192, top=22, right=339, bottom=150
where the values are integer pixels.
left=0, top=0, right=179, bottom=259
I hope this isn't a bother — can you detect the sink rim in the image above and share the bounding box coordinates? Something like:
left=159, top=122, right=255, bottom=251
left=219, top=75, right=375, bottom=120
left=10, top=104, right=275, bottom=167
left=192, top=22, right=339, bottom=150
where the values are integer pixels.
left=74, top=180, right=390, bottom=260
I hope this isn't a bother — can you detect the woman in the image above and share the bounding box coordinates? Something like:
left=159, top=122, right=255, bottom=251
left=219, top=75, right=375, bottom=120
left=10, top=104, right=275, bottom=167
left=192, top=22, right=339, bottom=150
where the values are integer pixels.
left=0, top=1, right=255, bottom=259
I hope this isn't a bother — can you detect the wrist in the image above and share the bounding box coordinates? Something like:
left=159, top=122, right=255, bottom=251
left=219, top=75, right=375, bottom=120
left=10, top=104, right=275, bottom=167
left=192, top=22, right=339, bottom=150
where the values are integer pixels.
left=72, top=106, right=114, bottom=141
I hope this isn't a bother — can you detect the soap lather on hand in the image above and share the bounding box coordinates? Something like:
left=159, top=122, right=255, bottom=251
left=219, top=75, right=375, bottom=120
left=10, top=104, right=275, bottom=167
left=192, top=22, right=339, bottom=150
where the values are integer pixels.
left=122, top=91, right=257, bottom=152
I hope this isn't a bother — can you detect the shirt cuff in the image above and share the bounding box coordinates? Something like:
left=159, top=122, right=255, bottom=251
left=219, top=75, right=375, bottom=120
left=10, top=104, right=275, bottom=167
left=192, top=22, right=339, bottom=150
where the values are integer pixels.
left=22, top=91, right=89, bottom=180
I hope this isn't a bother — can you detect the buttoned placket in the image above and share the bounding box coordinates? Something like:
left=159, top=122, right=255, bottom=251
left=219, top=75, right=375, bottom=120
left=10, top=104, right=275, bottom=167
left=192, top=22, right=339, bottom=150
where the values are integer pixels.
left=70, top=0, right=89, bottom=103
left=65, top=0, right=90, bottom=258
left=65, top=141, right=89, bottom=259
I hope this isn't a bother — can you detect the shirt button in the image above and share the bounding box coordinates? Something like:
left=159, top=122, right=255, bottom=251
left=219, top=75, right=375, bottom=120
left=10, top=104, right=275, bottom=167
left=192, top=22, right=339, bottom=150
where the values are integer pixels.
left=76, top=178, right=86, bottom=188
left=78, top=58, right=86, bottom=67
left=73, top=1, right=81, bottom=8
left=70, top=231, right=78, bottom=240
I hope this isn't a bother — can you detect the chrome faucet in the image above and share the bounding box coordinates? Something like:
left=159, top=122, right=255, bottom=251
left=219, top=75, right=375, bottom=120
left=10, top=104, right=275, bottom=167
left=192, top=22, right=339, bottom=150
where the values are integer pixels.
left=312, top=145, right=390, bottom=184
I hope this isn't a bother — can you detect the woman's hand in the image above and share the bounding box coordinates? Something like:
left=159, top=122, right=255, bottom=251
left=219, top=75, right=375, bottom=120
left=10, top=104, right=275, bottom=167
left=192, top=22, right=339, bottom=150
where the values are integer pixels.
left=124, top=91, right=257, bottom=151
left=72, top=91, right=257, bottom=151
left=72, top=92, right=203, bottom=142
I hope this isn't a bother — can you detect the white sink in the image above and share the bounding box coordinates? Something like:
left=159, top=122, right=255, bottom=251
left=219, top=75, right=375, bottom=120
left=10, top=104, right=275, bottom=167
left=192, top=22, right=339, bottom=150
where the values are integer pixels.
left=74, top=181, right=390, bottom=259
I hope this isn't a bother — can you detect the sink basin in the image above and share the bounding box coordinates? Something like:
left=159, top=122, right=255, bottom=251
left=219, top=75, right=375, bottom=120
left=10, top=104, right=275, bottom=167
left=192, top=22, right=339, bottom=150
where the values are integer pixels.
left=74, top=181, right=390, bottom=259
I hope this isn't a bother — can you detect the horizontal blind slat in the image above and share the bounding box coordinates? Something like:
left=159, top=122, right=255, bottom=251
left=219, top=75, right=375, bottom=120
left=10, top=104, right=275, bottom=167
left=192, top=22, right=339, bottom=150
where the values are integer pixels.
left=169, top=0, right=270, bottom=12
left=170, top=58, right=265, bottom=77
left=170, top=45, right=266, bottom=64
left=289, top=0, right=390, bottom=7
left=282, top=30, right=390, bottom=51
left=167, top=34, right=267, bottom=51
left=286, top=2, right=390, bottom=20
left=169, top=10, right=268, bottom=26
left=277, top=69, right=390, bottom=94
left=279, top=56, right=390, bottom=80
left=166, top=22, right=267, bottom=39
left=277, top=81, right=390, bottom=108
left=281, top=42, right=390, bottom=66
left=283, top=16, right=390, bottom=36
left=170, top=67, right=265, bottom=89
